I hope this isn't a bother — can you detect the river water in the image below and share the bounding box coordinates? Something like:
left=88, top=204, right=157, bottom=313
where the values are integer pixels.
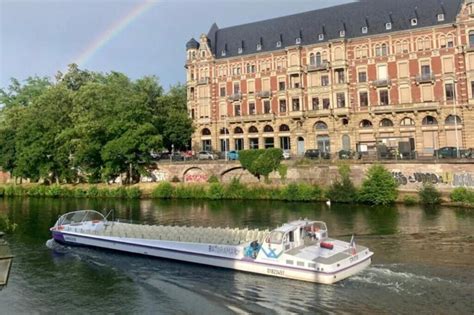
left=0, top=198, right=472, bottom=314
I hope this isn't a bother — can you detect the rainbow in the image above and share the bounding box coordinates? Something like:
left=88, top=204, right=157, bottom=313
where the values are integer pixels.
left=70, top=0, right=156, bottom=69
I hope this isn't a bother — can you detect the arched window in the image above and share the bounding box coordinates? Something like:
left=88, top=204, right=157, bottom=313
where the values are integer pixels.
left=234, top=127, right=243, bottom=134
left=422, top=115, right=438, bottom=125
left=309, top=53, right=315, bottom=65
left=201, top=128, right=211, bottom=136
left=360, top=119, right=373, bottom=128
left=469, top=31, right=474, bottom=48
left=445, top=115, right=462, bottom=125
left=279, top=124, right=290, bottom=132
left=381, top=43, right=388, bottom=56
left=248, top=126, right=258, bottom=133
left=220, top=128, right=229, bottom=135
left=379, top=118, right=394, bottom=127
left=316, top=52, right=322, bottom=65
left=400, top=117, right=415, bottom=126
left=315, top=121, right=328, bottom=130
left=263, top=125, right=274, bottom=132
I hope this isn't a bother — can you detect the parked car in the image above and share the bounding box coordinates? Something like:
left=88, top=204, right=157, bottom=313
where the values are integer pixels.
left=435, top=146, right=460, bottom=158
left=170, top=152, right=184, bottom=161
left=198, top=151, right=216, bottom=160
left=226, top=150, right=239, bottom=160
left=338, top=149, right=361, bottom=160
left=304, top=149, right=330, bottom=159
left=157, top=152, right=171, bottom=160
left=282, top=150, right=291, bottom=160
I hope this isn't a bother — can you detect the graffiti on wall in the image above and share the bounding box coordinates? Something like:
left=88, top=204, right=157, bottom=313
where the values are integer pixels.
left=140, top=170, right=166, bottom=182
left=391, top=170, right=474, bottom=187
left=184, top=174, right=208, bottom=183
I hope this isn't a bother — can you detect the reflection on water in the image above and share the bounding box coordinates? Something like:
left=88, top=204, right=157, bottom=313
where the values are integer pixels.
left=0, top=198, right=473, bottom=314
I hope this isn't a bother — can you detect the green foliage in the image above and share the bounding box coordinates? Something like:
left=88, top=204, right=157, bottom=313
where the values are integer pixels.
left=86, top=186, right=100, bottom=198
left=151, top=182, right=174, bottom=199
left=326, top=164, right=358, bottom=203
left=0, top=214, right=17, bottom=233
left=2, top=185, right=25, bottom=197
left=224, top=178, right=247, bottom=199
left=358, top=164, right=398, bottom=205
left=280, top=183, right=322, bottom=201
left=239, top=148, right=283, bottom=181
left=207, top=182, right=225, bottom=200
left=418, top=183, right=441, bottom=204
left=277, top=164, right=288, bottom=182
left=450, top=187, right=474, bottom=204
left=207, top=175, right=219, bottom=183
left=126, top=187, right=141, bottom=199
left=403, top=195, right=418, bottom=205
left=171, top=176, right=180, bottom=183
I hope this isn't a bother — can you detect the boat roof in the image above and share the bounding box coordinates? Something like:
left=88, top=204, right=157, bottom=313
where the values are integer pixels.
left=273, top=220, right=326, bottom=233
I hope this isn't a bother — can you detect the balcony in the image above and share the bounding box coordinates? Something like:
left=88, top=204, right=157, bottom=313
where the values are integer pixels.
left=197, top=77, right=210, bottom=85
left=372, top=78, right=392, bottom=88
left=287, top=65, right=303, bottom=74
left=307, top=62, right=330, bottom=72
left=227, top=93, right=242, bottom=102
left=370, top=102, right=440, bottom=114
left=415, top=73, right=435, bottom=84
left=289, top=110, right=304, bottom=118
left=256, top=90, right=271, bottom=98
left=372, top=105, right=393, bottom=114
left=333, top=107, right=350, bottom=116
left=306, top=109, right=331, bottom=118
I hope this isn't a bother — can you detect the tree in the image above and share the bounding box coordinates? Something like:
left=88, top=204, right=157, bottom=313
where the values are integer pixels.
left=239, top=148, right=283, bottom=181
left=326, top=163, right=358, bottom=203
left=358, top=164, right=398, bottom=205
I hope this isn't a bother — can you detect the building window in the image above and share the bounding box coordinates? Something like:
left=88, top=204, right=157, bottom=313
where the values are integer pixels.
left=359, top=91, right=368, bottom=107
left=202, top=140, right=212, bottom=151
left=318, top=34, right=324, bottom=41
left=360, top=119, right=373, bottom=128
left=276, top=41, right=281, bottom=48
left=375, top=44, right=388, bottom=57
left=411, top=18, right=417, bottom=26
left=256, top=43, right=262, bottom=51
left=339, top=30, right=345, bottom=37
left=315, top=52, right=322, bottom=65
left=295, top=37, right=301, bottom=44
left=249, top=102, right=256, bottom=115
left=220, top=87, right=226, bottom=97
left=264, top=100, right=271, bottom=114
left=279, top=99, right=287, bottom=112
left=220, top=139, right=229, bottom=152
left=385, top=22, right=392, bottom=30
left=233, top=82, right=240, bottom=94
left=292, top=98, right=300, bottom=111
left=400, top=117, right=415, bottom=126
left=379, top=89, right=389, bottom=105
left=249, top=138, right=259, bottom=149
left=238, top=47, right=243, bottom=54
left=470, top=31, right=474, bottom=48
left=437, top=13, right=445, bottom=22
left=315, top=121, right=328, bottom=130
left=235, top=138, right=244, bottom=151
left=321, top=75, right=329, bottom=86
left=234, top=104, right=241, bottom=116
left=278, top=81, right=286, bottom=91
left=361, top=26, right=368, bottom=34
left=280, top=137, right=290, bottom=150
left=322, top=98, right=330, bottom=109
left=312, top=97, right=319, bottom=110
left=471, top=81, right=474, bottom=98
left=445, top=83, right=455, bottom=101
left=358, top=71, right=367, bottom=83
left=335, top=69, right=345, bottom=84
left=422, top=115, right=438, bottom=125
left=309, top=53, right=315, bottom=65
left=380, top=118, right=393, bottom=127
left=336, top=93, right=346, bottom=108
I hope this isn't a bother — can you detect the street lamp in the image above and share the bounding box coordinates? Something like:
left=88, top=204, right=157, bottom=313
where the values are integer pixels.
left=0, top=232, right=13, bottom=290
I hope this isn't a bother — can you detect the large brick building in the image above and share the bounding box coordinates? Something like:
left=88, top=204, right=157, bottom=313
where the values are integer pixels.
left=185, top=0, right=474, bottom=157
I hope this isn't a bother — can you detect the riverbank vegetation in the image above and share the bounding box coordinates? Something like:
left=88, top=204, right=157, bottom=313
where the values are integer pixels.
left=0, top=64, right=192, bottom=185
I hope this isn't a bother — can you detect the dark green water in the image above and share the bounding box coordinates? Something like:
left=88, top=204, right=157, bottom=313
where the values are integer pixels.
left=0, top=198, right=473, bottom=314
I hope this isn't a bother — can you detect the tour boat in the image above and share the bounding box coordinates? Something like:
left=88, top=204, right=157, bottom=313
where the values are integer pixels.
left=50, top=210, right=373, bottom=284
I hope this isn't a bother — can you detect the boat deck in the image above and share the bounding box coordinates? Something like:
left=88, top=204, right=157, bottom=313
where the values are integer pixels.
left=65, top=222, right=270, bottom=246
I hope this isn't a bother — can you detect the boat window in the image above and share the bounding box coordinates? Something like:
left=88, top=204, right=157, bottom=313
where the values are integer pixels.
left=286, top=260, right=294, bottom=265
left=268, top=231, right=284, bottom=244
left=289, top=231, right=294, bottom=242
left=308, top=263, right=316, bottom=269
left=59, top=210, right=103, bottom=225
left=297, top=261, right=305, bottom=267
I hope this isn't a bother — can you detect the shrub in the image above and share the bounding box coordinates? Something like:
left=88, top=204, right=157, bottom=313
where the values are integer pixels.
left=27, top=185, right=48, bottom=197
left=280, top=183, right=322, bottom=201
left=73, top=188, right=87, bottom=198
left=174, top=185, right=193, bottom=199
left=224, top=178, right=247, bottom=199
left=418, top=183, right=441, bottom=204
left=0, top=214, right=17, bottom=233
left=3, top=185, right=25, bottom=197
left=151, top=182, right=174, bottom=199
left=403, top=195, right=417, bottom=205
left=326, top=164, right=358, bottom=203
left=239, top=148, right=283, bottom=181
left=45, top=184, right=67, bottom=198
left=207, top=182, right=225, bottom=200
left=450, top=187, right=474, bottom=204
left=126, top=187, right=141, bottom=199
left=277, top=164, right=288, bottom=182
left=86, top=186, right=100, bottom=198
left=207, top=175, right=219, bottom=183
left=358, top=164, right=398, bottom=205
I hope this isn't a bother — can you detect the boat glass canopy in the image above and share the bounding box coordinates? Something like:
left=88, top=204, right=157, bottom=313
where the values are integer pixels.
left=55, top=210, right=105, bottom=226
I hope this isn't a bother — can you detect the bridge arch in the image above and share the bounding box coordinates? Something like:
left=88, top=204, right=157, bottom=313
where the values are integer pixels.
left=182, top=166, right=209, bottom=183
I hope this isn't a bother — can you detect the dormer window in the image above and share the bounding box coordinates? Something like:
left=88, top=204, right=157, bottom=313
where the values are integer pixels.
left=295, top=37, right=301, bottom=45
left=276, top=41, right=281, bottom=48
left=256, top=43, right=262, bottom=51
left=385, top=22, right=392, bottom=30
left=361, top=26, right=368, bottom=34
left=221, top=50, right=226, bottom=57
left=318, top=34, right=324, bottom=41
left=339, top=30, right=345, bottom=37
left=411, top=18, right=418, bottom=26
left=437, top=13, right=445, bottom=22
left=238, top=47, right=243, bottom=54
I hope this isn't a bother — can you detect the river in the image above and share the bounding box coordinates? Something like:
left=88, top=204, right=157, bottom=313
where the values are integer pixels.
left=0, top=198, right=473, bottom=314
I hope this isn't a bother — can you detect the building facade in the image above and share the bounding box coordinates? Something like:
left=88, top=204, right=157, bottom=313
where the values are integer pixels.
left=186, top=0, right=474, bottom=157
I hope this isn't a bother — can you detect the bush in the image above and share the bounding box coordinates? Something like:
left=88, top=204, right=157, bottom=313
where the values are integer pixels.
left=239, top=148, right=283, bottom=181
left=151, top=182, right=174, bottom=199
left=224, top=178, right=247, bottom=199
left=27, top=185, right=48, bottom=197
left=207, top=182, right=225, bottom=200
left=86, top=186, right=100, bottom=198
left=0, top=214, right=17, bottom=233
left=126, top=187, right=141, bottom=199
left=277, top=164, right=288, bottom=182
left=403, top=195, right=418, bottom=205
left=73, top=188, right=87, bottom=198
left=418, top=183, right=441, bottom=204
left=326, top=164, right=358, bottom=203
left=358, top=164, right=398, bottom=205
left=3, top=185, right=25, bottom=197
left=207, top=175, right=219, bottom=183
left=280, top=183, right=322, bottom=201
left=450, top=187, right=474, bottom=204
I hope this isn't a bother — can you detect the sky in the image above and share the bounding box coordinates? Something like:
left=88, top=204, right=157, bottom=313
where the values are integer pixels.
left=0, top=0, right=353, bottom=91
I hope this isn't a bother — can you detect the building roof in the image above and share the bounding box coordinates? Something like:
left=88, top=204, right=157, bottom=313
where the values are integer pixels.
left=206, top=0, right=462, bottom=59
left=186, top=38, right=200, bottom=50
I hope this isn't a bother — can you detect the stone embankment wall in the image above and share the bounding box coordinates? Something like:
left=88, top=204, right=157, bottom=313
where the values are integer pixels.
left=145, top=161, right=474, bottom=191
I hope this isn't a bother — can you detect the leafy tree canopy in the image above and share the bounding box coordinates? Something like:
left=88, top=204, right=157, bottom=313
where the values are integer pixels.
left=239, top=148, right=283, bottom=181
